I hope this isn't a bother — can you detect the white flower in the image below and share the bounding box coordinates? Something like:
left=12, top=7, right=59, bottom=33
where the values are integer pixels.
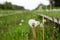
left=19, top=23, right=22, bottom=26
left=28, top=19, right=40, bottom=28
left=35, top=21, right=40, bottom=26
left=21, top=19, right=24, bottom=23
left=28, top=19, right=36, bottom=27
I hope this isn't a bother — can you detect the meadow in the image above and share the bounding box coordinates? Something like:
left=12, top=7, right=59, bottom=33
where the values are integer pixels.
left=0, top=10, right=60, bottom=40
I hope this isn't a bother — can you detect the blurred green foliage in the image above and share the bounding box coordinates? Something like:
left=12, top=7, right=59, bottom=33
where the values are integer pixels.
left=0, top=10, right=60, bottom=40
left=0, top=2, right=25, bottom=10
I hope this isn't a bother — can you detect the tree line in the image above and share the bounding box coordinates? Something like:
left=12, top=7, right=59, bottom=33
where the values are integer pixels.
left=0, top=2, right=25, bottom=10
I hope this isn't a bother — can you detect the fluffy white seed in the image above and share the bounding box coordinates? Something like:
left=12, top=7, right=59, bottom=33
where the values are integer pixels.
left=21, top=19, right=24, bottom=23
left=28, top=19, right=36, bottom=27
left=35, top=21, right=40, bottom=26
left=19, top=23, right=22, bottom=26
left=28, top=19, right=40, bottom=28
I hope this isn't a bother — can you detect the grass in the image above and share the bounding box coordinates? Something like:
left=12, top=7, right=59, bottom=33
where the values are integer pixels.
left=0, top=10, right=41, bottom=40
left=34, top=10, right=60, bottom=19
left=0, top=10, right=60, bottom=40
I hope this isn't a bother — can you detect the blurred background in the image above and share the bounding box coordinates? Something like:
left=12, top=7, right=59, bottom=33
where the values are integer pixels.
left=0, top=0, right=60, bottom=40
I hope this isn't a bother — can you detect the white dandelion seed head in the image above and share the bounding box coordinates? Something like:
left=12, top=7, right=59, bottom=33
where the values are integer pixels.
left=28, top=19, right=36, bottom=27
left=19, top=23, right=22, bottom=26
left=28, top=19, right=40, bottom=28
left=35, top=21, right=40, bottom=26
left=21, top=19, right=24, bottom=23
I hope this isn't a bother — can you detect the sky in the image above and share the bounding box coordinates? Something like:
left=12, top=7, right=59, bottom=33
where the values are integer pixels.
left=0, top=0, right=49, bottom=10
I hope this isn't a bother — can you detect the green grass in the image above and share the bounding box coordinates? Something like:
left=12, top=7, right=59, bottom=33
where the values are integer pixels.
left=0, top=10, right=41, bottom=40
left=34, top=10, right=60, bottom=19
left=0, top=10, right=60, bottom=40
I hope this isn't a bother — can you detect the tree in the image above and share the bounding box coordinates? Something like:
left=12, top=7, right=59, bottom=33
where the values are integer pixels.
left=4, top=2, right=12, bottom=9
left=0, top=2, right=25, bottom=10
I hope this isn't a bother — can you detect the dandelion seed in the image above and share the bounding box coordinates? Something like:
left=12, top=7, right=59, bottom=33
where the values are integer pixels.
left=21, top=19, right=24, bottom=23
left=28, top=19, right=40, bottom=28
left=35, top=21, right=40, bottom=26
left=28, top=19, right=36, bottom=28
left=19, top=23, right=22, bottom=26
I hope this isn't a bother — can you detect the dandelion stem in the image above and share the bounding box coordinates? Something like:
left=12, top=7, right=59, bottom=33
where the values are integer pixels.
left=32, top=24, right=36, bottom=40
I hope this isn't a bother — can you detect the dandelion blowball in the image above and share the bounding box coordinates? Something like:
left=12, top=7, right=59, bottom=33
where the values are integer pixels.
left=19, top=23, right=22, bottom=26
left=28, top=19, right=40, bottom=28
left=28, top=19, right=36, bottom=27
left=21, top=19, right=24, bottom=23
left=35, top=21, right=40, bottom=26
